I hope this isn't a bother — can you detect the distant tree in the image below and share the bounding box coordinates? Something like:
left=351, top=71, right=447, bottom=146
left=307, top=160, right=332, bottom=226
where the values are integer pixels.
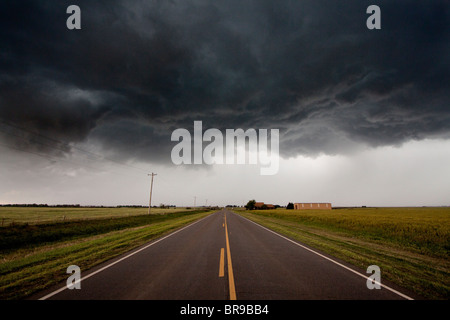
left=286, top=202, right=294, bottom=209
left=245, top=200, right=256, bottom=210
left=261, top=204, right=267, bottom=210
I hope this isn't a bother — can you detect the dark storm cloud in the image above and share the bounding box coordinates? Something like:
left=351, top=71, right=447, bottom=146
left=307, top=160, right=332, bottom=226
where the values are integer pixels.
left=0, top=0, right=449, bottom=163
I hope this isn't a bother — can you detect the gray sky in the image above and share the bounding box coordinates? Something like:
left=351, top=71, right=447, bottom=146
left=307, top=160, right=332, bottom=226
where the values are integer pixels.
left=1, top=0, right=449, bottom=207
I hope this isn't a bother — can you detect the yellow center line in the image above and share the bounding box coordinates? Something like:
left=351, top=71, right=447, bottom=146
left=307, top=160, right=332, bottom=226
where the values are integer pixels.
left=219, top=248, right=225, bottom=277
left=224, top=213, right=237, bottom=300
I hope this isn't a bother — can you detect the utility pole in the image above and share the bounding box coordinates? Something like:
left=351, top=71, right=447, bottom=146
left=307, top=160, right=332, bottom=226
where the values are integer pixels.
left=148, top=173, right=157, bottom=214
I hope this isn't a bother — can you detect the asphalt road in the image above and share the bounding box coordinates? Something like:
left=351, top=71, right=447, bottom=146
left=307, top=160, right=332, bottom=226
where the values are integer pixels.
left=36, top=209, right=414, bottom=300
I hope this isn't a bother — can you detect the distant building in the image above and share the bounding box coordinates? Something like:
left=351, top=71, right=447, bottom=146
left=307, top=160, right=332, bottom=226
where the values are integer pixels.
left=294, top=203, right=332, bottom=210
left=254, top=202, right=265, bottom=209
left=254, top=202, right=275, bottom=209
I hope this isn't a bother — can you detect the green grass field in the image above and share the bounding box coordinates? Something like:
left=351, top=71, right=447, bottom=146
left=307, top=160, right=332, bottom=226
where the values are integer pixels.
left=0, top=206, right=196, bottom=226
left=234, top=207, right=450, bottom=299
left=0, top=207, right=213, bottom=299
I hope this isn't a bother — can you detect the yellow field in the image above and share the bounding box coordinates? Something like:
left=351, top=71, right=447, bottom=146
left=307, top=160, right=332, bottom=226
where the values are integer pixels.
left=235, top=207, right=450, bottom=299
left=238, top=207, right=450, bottom=256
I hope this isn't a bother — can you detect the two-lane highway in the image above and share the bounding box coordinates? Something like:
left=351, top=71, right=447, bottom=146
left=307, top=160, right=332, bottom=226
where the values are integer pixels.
left=37, top=209, right=413, bottom=300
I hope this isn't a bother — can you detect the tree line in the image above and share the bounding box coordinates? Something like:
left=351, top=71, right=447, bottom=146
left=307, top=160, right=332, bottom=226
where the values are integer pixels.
left=245, top=200, right=294, bottom=210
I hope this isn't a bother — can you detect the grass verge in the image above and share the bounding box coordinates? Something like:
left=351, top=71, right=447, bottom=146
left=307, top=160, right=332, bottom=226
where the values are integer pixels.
left=234, top=207, right=449, bottom=300
left=0, top=210, right=212, bottom=300
left=0, top=209, right=209, bottom=252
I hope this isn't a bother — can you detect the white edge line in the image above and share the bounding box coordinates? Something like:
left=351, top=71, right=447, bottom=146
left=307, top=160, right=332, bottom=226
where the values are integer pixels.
left=38, top=213, right=214, bottom=300
left=235, top=212, right=414, bottom=300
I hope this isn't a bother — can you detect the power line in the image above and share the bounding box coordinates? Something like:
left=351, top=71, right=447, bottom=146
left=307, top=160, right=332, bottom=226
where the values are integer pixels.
left=0, top=126, right=71, bottom=155
left=148, top=173, right=157, bottom=214
left=0, top=119, right=149, bottom=174
left=0, top=142, right=100, bottom=172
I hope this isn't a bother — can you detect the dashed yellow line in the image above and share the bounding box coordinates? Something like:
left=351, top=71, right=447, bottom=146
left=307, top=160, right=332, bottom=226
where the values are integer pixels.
left=224, top=213, right=237, bottom=300
left=219, top=248, right=225, bottom=277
